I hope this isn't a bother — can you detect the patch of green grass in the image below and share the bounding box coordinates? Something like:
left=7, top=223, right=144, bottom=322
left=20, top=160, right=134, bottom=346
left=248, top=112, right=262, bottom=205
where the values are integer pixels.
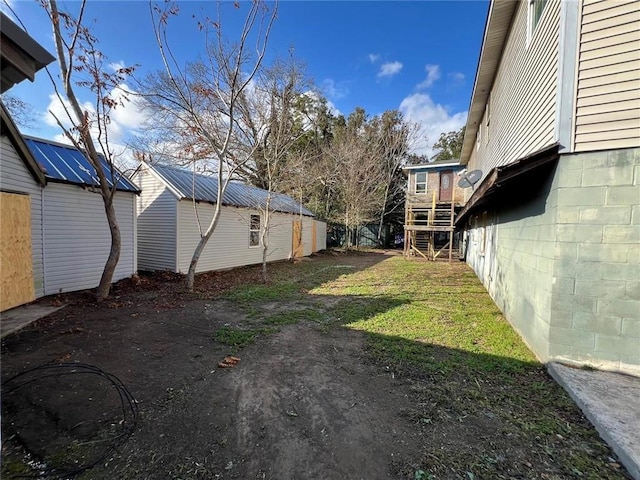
left=262, top=309, right=324, bottom=325
left=213, top=326, right=278, bottom=348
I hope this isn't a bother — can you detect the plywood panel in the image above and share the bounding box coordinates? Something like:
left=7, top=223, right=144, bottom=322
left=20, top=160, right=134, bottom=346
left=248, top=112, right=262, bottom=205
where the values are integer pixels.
left=1, top=137, right=44, bottom=298
left=292, top=220, right=303, bottom=259
left=1, top=192, right=35, bottom=311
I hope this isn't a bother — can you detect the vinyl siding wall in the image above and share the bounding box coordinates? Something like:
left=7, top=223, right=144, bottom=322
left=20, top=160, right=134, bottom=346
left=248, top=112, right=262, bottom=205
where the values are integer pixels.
left=0, top=136, right=45, bottom=298
left=469, top=0, right=561, bottom=180
left=574, top=0, right=640, bottom=152
left=302, top=216, right=313, bottom=256
left=43, top=183, right=136, bottom=295
left=136, top=169, right=177, bottom=271
left=176, top=201, right=304, bottom=274
left=315, top=220, right=327, bottom=251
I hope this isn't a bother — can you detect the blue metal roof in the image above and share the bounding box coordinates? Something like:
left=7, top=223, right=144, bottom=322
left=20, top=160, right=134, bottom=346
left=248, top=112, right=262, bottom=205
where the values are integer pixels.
left=150, top=163, right=315, bottom=217
left=24, top=136, right=139, bottom=193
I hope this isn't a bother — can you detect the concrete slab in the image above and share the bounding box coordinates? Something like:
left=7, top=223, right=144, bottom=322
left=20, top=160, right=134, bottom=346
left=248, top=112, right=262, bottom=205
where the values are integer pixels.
left=548, top=362, right=640, bottom=480
left=1, top=303, right=66, bottom=339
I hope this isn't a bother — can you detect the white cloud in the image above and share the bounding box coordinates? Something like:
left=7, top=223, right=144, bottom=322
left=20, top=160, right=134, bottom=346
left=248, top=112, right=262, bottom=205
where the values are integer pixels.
left=447, top=72, right=465, bottom=89
left=43, top=84, right=148, bottom=169
left=109, top=61, right=127, bottom=73
left=377, top=61, right=403, bottom=78
left=416, top=64, right=441, bottom=90
left=368, top=53, right=380, bottom=64
left=322, top=78, right=348, bottom=100
left=399, top=93, right=467, bottom=158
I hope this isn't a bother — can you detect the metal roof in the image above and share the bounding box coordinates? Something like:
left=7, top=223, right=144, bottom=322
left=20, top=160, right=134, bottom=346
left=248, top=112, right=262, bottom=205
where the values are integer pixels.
left=150, top=163, right=315, bottom=217
left=403, top=160, right=462, bottom=171
left=24, top=136, right=139, bottom=193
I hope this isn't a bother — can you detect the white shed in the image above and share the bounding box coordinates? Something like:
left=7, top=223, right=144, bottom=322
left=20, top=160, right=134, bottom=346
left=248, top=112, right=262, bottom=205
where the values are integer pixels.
left=136, top=163, right=326, bottom=274
left=24, top=137, right=139, bottom=297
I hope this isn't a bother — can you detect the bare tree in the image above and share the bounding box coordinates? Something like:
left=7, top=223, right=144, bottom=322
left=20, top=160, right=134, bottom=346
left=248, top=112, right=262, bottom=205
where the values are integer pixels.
left=139, top=1, right=277, bottom=291
left=236, top=55, right=311, bottom=281
left=328, top=108, right=387, bottom=248
left=43, top=0, right=136, bottom=300
left=368, top=111, right=416, bottom=245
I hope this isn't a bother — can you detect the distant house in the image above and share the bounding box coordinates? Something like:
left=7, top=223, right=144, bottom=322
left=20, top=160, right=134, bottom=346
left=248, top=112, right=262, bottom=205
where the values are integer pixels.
left=402, top=159, right=466, bottom=260
left=456, top=0, right=639, bottom=375
left=135, top=163, right=325, bottom=274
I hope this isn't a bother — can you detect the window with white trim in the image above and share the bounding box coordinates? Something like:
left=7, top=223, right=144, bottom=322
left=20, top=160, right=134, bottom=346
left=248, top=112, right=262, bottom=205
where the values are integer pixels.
left=527, top=0, right=547, bottom=45
left=415, top=172, right=427, bottom=194
left=249, top=214, right=261, bottom=247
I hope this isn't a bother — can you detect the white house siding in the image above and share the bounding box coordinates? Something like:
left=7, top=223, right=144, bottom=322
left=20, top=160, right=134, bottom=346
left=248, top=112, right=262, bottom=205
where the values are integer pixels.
left=302, top=216, right=313, bottom=256
left=574, top=0, right=640, bottom=152
left=42, top=183, right=136, bottom=295
left=315, top=220, right=327, bottom=251
left=176, top=201, right=300, bottom=274
left=471, top=0, right=560, bottom=182
left=266, top=212, right=297, bottom=261
left=0, top=136, right=44, bottom=297
left=136, top=169, right=177, bottom=271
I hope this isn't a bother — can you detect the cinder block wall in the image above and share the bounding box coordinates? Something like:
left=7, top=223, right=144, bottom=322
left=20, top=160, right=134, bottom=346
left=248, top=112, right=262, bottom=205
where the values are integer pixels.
left=465, top=167, right=559, bottom=361
left=549, top=148, right=640, bottom=375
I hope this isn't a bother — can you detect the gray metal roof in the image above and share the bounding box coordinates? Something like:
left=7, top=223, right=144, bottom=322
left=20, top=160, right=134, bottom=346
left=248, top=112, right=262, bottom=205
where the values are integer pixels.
left=25, top=136, right=140, bottom=193
left=150, top=163, right=315, bottom=217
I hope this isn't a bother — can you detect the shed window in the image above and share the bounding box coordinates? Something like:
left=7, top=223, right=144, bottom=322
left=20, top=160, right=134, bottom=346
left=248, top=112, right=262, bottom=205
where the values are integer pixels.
left=249, top=214, right=261, bottom=247
left=528, top=0, right=547, bottom=45
left=415, top=172, right=427, bottom=194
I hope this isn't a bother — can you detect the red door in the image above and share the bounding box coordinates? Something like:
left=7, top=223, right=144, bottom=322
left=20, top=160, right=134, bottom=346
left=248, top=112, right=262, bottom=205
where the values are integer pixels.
left=439, top=170, right=453, bottom=202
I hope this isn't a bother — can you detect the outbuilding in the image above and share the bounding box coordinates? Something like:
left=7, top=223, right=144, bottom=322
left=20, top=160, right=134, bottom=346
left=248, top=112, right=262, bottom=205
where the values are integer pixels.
left=22, top=137, right=139, bottom=297
left=136, top=163, right=325, bottom=274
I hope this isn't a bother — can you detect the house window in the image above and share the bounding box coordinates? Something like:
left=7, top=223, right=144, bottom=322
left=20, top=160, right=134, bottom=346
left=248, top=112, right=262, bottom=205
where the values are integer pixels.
left=415, top=172, right=427, bottom=194
left=528, top=0, right=547, bottom=45
left=249, top=214, right=261, bottom=247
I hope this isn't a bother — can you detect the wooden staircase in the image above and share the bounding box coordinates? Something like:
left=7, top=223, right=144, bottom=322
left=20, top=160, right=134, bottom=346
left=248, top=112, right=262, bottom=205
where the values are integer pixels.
left=404, top=191, right=456, bottom=261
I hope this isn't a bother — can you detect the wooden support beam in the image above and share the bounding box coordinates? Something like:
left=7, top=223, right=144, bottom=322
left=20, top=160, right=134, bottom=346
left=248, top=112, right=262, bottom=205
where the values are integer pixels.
left=411, top=245, right=428, bottom=259
left=434, top=240, right=451, bottom=260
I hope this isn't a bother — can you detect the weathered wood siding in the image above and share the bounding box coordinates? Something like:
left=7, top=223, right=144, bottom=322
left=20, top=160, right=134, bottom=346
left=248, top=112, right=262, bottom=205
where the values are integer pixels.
left=42, top=184, right=136, bottom=295
left=473, top=0, right=561, bottom=179
left=176, top=201, right=303, bottom=274
left=136, top=168, right=177, bottom=271
left=574, top=0, right=640, bottom=152
left=0, top=136, right=44, bottom=298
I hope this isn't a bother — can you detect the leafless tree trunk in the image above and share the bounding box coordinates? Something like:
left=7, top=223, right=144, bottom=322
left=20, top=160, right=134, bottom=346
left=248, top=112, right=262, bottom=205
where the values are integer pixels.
left=45, top=0, right=135, bottom=300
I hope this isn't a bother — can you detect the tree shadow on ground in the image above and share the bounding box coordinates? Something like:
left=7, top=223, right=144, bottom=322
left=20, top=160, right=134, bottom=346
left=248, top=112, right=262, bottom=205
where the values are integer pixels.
left=0, top=252, right=630, bottom=480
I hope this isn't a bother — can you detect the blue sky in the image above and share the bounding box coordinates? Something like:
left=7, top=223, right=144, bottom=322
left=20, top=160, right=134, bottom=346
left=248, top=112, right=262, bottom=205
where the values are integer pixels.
left=4, top=0, right=488, bottom=157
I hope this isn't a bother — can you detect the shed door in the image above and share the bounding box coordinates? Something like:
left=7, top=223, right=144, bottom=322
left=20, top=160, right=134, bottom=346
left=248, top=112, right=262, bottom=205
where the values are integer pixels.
left=1, top=192, right=35, bottom=311
left=439, top=170, right=453, bottom=202
left=292, top=220, right=303, bottom=258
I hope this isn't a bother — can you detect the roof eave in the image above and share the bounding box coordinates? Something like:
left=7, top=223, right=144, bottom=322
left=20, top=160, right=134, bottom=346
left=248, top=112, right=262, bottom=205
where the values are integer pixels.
left=0, top=101, right=47, bottom=186
left=455, top=143, right=560, bottom=226
left=460, top=0, right=518, bottom=165
left=402, top=161, right=462, bottom=172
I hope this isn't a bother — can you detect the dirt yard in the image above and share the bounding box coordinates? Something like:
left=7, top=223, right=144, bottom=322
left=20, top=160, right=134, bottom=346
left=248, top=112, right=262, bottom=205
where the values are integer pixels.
left=1, top=251, right=631, bottom=479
